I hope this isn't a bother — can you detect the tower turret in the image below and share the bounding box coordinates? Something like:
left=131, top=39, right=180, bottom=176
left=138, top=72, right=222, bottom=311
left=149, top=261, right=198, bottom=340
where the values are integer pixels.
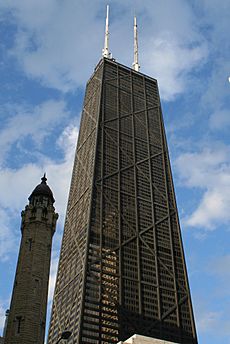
left=4, top=175, right=58, bottom=344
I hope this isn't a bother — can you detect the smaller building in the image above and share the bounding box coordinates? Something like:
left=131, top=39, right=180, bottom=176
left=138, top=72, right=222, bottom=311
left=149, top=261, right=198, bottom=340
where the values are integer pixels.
left=118, top=334, right=178, bottom=344
left=4, top=175, right=58, bottom=344
left=0, top=337, right=4, bottom=344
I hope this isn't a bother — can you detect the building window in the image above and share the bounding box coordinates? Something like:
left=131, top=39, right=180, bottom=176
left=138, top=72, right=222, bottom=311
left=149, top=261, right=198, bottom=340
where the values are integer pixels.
left=15, top=316, right=22, bottom=334
left=28, top=238, right=33, bottom=251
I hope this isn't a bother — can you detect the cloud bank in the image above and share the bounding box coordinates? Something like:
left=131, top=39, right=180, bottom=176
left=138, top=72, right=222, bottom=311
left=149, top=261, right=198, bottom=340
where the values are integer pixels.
left=175, top=146, right=230, bottom=230
left=1, top=0, right=208, bottom=100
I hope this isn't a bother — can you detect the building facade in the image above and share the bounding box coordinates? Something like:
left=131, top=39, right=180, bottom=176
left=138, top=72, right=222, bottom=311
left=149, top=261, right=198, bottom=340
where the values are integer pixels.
left=48, top=58, right=197, bottom=344
left=4, top=176, right=58, bottom=344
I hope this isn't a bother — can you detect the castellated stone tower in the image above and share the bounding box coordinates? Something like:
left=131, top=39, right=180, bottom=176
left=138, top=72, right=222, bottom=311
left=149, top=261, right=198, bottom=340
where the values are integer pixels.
left=4, top=175, right=58, bottom=344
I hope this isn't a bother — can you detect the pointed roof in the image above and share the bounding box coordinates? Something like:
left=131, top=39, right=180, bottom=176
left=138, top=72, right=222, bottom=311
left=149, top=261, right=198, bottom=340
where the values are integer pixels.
left=29, top=174, right=55, bottom=203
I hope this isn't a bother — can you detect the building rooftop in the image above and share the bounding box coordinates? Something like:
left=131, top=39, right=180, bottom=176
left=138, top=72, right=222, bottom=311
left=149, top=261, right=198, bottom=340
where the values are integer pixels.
left=118, top=334, right=178, bottom=344
left=28, top=174, right=55, bottom=203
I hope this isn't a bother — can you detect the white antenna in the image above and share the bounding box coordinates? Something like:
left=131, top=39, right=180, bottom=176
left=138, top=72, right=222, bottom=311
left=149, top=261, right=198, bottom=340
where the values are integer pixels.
left=132, top=16, right=140, bottom=71
left=102, top=5, right=112, bottom=58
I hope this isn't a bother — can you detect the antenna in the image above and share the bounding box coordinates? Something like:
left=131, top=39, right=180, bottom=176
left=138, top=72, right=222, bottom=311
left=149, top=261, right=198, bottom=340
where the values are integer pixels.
left=102, top=5, right=112, bottom=59
left=132, top=16, right=140, bottom=71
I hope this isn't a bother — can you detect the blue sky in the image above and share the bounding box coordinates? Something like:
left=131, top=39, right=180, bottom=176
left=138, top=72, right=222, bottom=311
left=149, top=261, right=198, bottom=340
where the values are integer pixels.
left=0, top=1, right=230, bottom=343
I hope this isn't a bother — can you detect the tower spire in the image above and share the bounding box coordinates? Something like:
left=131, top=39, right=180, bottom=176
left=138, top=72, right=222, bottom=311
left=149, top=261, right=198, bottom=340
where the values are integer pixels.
left=102, top=5, right=111, bottom=59
left=41, top=172, right=47, bottom=184
left=132, top=16, right=140, bottom=71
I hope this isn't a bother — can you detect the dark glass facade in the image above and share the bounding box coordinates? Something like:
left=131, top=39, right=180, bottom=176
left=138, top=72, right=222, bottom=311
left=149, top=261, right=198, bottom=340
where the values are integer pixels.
left=48, top=58, right=197, bottom=344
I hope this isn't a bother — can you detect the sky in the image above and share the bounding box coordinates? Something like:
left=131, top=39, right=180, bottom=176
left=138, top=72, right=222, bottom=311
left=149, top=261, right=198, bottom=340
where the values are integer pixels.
left=0, top=0, right=230, bottom=343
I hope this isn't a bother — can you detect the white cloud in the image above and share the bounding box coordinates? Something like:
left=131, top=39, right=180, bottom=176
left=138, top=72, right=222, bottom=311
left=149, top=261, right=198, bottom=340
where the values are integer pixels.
left=1, top=0, right=208, bottom=100
left=2, top=0, right=104, bottom=91
left=0, top=301, right=7, bottom=334
left=186, top=189, right=229, bottom=229
left=0, top=122, right=78, bottom=216
left=196, top=310, right=222, bottom=333
left=201, top=59, right=230, bottom=112
left=0, top=209, right=17, bottom=262
left=48, top=252, right=59, bottom=303
left=195, top=306, right=230, bottom=339
left=0, top=123, right=78, bottom=261
left=0, top=165, right=47, bottom=211
left=0, top=100, right=70, bottom=162
left=175, top=146, right=230, bottom=230
left=142, top=33, right=207, bottom=100
left=191, top=1, right=230, bottom=120
left=197, top=0, right=230, bottom=48
left=41, top=124, right=79, bottom=223
left=209, top=109, right=230, bottom=130
left=57, top=123, right=78, bottom=161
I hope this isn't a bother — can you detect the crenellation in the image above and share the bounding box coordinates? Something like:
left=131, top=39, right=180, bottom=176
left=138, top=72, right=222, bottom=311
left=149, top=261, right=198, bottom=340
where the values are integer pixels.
left=21, top=203, right=58, bottom=230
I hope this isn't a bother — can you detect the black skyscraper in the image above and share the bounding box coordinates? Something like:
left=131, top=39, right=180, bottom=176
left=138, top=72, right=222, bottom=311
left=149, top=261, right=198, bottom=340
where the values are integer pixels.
left=48, top=58, right=197, bottom=344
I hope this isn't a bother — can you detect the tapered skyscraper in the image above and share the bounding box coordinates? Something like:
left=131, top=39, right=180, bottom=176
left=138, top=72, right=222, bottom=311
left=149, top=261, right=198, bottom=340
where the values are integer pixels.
left=48, top=55, right=197, bottom=344
left=48, top=9, right=197, bottom=343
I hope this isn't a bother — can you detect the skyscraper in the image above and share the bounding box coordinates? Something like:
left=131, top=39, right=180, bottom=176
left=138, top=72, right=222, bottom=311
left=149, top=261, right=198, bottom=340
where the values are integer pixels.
left=48, top=55, right=197, bottom=344
left=4, top=176, right=58, bottom=344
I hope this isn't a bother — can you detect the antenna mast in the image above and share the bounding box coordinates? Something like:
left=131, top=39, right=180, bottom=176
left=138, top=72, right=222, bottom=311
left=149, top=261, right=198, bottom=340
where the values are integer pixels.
left=132, top=16, right=140, bottom=71
left=102, top=5, right=111, bottom=58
